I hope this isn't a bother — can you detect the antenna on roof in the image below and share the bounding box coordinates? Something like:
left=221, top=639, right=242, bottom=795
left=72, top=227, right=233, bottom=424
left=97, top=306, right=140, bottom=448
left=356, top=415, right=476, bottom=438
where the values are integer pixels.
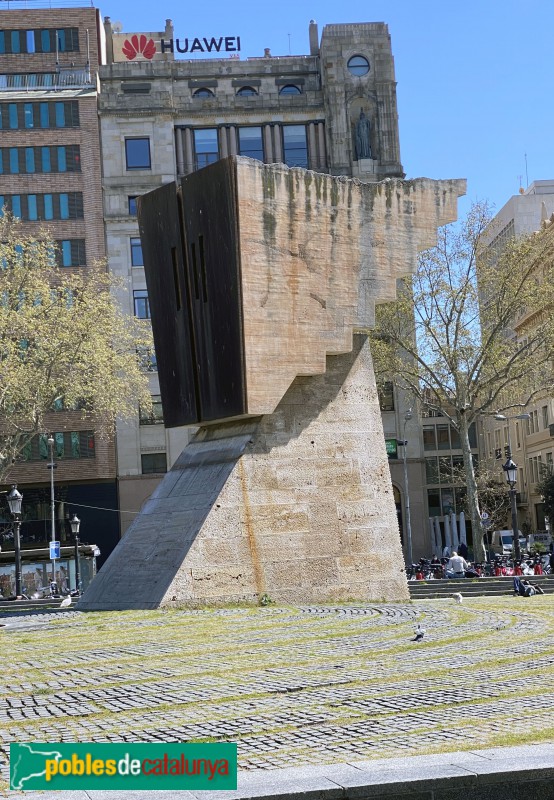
left=112, top=21, right=123, bottom=33
left=288, top=33, right=291, bottom=54
left=524, top=152, right=529, bottom=188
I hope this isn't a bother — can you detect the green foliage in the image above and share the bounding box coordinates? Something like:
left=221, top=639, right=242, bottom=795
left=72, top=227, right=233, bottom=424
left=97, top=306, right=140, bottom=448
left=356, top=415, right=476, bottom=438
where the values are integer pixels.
left=0, top=213, right=153, bottom=481
left=538, top=470, right=554, bottom=529
left=259, top=593, right=274, bottom=606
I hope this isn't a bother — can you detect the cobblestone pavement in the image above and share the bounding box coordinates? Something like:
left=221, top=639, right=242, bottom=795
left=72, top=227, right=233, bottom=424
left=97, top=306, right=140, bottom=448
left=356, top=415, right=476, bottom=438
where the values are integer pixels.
left=1, top=597, right=554, bottom=787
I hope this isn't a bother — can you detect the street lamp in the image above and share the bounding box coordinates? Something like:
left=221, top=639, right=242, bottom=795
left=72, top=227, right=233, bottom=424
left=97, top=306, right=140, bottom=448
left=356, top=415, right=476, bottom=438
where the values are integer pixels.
left=6, top=485, right=23, bottom=599
left=47, top=435, right=57, bottom=583
left=398, top=408, right=413, bottom=566
left=495, top=413, right=530, bottom=562
left=70, top=513, right=81, bottom=595
left=502, top=457, right=520, bottom=560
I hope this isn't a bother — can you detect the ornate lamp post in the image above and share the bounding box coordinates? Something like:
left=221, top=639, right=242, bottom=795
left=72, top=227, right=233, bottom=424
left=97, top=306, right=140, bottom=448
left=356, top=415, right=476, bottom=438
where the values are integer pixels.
left=503, top=457, right=520, bottom=561
left=495, top=412, right=530, bottom=563
left=6, top=485, right=23, bottom=599
left=70, top=513, right=81, bottom=595
left=47, top=435, right=57, bottom=583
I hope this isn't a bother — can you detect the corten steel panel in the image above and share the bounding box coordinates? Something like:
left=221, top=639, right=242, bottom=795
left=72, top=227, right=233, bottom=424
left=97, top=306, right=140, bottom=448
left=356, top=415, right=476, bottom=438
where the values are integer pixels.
left=138, top=182, right=199, bottom=427
left=180, top=158, right=247, bottom=421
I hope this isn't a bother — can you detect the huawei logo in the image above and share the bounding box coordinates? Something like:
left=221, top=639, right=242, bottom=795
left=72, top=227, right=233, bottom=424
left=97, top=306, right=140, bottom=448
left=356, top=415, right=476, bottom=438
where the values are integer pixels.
left=122, top=35, right=156, bottom=60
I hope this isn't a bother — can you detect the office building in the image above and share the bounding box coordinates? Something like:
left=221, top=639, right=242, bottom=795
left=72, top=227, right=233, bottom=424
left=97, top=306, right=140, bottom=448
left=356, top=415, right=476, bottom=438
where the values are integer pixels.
left=0, top=6, right=118, bottom=577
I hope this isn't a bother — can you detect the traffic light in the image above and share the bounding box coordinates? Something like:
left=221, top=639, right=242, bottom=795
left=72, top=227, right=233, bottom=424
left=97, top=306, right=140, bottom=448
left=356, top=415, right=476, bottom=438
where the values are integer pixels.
left=504, top=445, right=511, bottom=459
left=495, top=448, right=502, bottom=460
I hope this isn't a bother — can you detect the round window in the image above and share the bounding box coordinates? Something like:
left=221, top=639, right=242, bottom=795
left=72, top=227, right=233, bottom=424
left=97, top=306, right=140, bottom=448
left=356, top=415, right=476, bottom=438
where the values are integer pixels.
left=347, top=55, right=370, bottom=77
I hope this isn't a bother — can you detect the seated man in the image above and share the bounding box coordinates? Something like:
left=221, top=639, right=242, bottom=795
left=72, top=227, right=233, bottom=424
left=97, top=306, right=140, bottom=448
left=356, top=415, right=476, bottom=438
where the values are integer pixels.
left=446, top=551, right=469, bottom=578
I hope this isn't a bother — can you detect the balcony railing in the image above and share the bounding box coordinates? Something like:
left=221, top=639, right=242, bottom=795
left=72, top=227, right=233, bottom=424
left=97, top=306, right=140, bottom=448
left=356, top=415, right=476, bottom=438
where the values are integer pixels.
left=0, top=67, right=93, bottom=92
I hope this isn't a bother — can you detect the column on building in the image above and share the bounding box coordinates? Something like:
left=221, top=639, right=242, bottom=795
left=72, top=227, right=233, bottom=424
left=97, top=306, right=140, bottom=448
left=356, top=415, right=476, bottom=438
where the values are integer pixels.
left=175, top=128, right=185, bottom=175
left=317, top=122, right=327, bottom=170
left=263, top=124, right=273, bottom=163
left=272, top=124, right=283, bottom=164
left=183, top=127, right=194, bottom=174
left=219, top=126, right=228, bottom=158
left=308, top=122, right=318, bottom=170
left=228, top=125, right=237, bottom=156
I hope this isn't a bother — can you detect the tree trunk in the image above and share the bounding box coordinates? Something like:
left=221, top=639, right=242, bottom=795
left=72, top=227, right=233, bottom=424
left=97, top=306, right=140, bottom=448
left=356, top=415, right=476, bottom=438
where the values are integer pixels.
left=458, top=412, right=485, bottom=562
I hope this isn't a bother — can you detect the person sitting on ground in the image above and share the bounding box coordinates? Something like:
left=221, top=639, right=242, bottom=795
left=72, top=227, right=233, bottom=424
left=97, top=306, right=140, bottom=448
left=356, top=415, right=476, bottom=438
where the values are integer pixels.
left=523, top=579, right=544, bottom=595
left=446, top=551, right=469, bottom=578
left=515, top=578, right=544, bottom=597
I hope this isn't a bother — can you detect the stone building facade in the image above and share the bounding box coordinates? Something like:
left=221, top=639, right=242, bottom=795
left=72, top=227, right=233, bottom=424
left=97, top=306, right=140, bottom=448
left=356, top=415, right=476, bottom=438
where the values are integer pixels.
left=0, top=7, right=119, bottom=565
left=480, top=181, right=554, bottom=536
left=99, top=18, right=432, bottom=558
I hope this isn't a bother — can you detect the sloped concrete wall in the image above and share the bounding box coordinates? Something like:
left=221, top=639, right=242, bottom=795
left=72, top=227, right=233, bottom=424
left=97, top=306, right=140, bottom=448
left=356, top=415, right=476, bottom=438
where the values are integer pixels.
left=80, top=335, right=407, bottom=609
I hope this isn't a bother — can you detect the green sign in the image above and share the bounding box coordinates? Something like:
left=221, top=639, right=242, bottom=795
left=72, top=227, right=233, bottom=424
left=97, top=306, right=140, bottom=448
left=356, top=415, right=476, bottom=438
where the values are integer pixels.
left=10, top=742, right=237, bottom=791
left=385, top=438, right=398, bottom=459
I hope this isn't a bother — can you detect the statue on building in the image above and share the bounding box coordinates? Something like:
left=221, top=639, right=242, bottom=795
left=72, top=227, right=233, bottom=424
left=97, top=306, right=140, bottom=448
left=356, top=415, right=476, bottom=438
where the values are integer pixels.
left=355, top=109, right=372, bottom=160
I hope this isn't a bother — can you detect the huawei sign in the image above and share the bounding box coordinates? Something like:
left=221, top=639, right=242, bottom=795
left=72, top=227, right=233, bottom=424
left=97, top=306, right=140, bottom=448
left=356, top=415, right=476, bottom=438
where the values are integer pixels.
left=122, top=34, right=156, bottom=60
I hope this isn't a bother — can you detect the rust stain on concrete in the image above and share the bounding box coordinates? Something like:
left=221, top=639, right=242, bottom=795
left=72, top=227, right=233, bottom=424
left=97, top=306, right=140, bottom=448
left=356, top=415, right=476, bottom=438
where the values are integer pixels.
left=238, top=459, right=265, bottom=596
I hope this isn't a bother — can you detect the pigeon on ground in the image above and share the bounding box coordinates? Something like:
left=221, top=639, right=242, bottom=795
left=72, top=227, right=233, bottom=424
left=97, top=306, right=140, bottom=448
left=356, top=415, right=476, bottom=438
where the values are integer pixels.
left=411, top=624, right=426, bottom=642
left=60, top=596, right=72, bottom=608
left=452, top=593, right=463, bottom=604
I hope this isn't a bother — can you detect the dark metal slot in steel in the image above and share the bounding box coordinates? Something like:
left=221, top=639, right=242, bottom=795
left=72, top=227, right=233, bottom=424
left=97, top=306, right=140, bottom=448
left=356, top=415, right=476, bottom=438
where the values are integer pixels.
left=199, top=234, right=208, bottom=303
left=190, top=241, right=200, bottom=300
left=171, top=246, right=182, bottom=310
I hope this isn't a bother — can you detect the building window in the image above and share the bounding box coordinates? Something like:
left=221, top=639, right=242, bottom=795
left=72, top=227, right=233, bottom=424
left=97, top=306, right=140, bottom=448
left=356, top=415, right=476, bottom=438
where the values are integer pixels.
left=423, top=427, right=437, bottom=450
left=139, top=395, right=164, bottom=425
left=238, top=126, right=264, bottom=161
left=138, top=347, right=157, bottom=372
left=192, top=88, right=214, bottom=98
left=0, top=27, right=79, bottom=54
left=0, top=145, right=80, bottom=174
left=377, top=381, right=394, bottom=412
left=236, top=86, right=257, bottom=96
left=21, top=430, right=94, bottom=461
left=57, top=239, right=86, bottom=267
left=125, top=137, right=151, bottom=170
left=0, top=100, right=79, bottom=130
left=194, top=128, right=219, bottom=170
left=347, top=55, right=370, bottom=76
left=425, top=457, right=439, bottom=485
left=0, top=192, right=82, bottom=221
left=141, top=452, right=167, bottom=474
left=128, top=196, right=138, bottom=215
left=133, top=290, right=150, bottom=319
left=279, top=84, right=301, bottom=95
left=436, top=424, right=450, bottom=450
left=282, top=125, right=308, bottom=168
left=542, top=405, right=549, bottom=430
left=130, top=237, right=144, bottom=266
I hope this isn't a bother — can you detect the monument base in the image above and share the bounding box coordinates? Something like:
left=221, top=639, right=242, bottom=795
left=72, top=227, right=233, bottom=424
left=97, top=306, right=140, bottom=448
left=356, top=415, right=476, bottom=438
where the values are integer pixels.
left=80, top=336, right=408, bottom=610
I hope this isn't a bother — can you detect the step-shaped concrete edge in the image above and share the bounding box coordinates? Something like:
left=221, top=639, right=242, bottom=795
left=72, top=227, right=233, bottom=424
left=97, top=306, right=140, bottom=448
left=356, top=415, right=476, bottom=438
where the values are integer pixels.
left=189, top=743, right=554, bottom=800
left=7, top=743, right=554, bottom=799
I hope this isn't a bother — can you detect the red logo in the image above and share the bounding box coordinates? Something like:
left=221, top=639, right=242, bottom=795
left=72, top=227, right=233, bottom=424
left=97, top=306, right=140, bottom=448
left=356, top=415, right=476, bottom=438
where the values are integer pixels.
left=122, top=35, right=156, bottom=61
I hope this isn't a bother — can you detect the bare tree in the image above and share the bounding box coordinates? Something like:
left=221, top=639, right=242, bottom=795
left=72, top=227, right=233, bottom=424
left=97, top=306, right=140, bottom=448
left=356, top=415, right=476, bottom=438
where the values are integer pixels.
left=372, top=202, right=554, bottom=561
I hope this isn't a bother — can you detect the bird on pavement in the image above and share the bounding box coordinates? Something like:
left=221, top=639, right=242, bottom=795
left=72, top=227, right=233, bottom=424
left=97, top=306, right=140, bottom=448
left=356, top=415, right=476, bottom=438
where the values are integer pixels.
left=411, top=624, right=426, bottom=642
left=452, top=592, right=463, bottom=604
left=60, top=596, right=72, bottom=608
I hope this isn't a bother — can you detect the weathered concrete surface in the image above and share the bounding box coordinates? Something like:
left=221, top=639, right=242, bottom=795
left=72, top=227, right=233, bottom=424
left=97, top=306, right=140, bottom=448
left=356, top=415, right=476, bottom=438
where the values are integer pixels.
left=80, top=335, right=407, bottom=609
left=81, top=167, right=465, bottom=609
left=235, top=162, right=466, bottom=415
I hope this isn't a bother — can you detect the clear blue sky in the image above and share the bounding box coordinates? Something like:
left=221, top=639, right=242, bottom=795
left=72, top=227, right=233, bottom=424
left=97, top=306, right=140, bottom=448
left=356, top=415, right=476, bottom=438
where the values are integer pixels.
left=106, top=0, right=553, bottom=216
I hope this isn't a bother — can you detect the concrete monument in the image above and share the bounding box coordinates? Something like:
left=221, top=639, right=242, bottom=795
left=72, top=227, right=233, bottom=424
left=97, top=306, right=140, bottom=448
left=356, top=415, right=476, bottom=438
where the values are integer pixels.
left=80, top=158, right=464, bottom=610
